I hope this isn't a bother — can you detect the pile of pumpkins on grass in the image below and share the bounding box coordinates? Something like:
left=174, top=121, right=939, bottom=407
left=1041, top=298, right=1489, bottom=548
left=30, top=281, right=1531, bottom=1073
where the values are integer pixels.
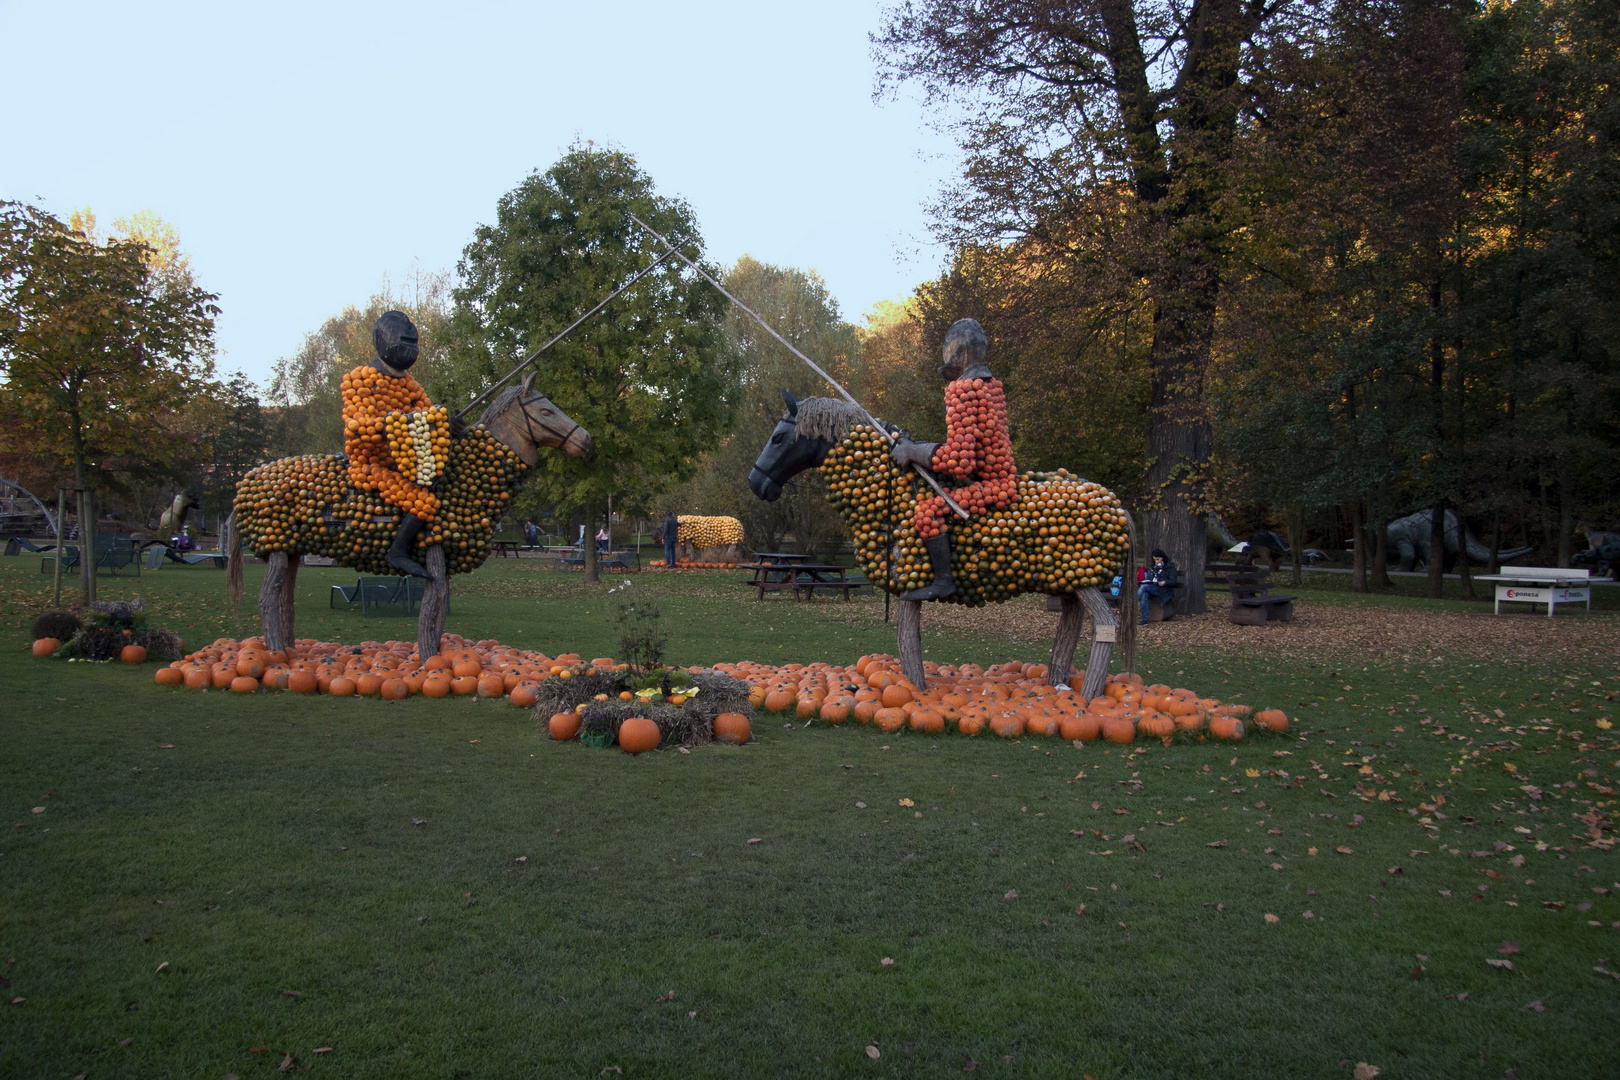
left=101, top=635, right=1294, bottom=752
left=714, top=654, right=1290, bottom=744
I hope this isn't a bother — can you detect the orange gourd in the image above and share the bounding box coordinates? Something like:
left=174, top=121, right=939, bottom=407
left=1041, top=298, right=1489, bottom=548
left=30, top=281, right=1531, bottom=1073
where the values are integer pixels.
left=618, top=716, right=660, bottom=754
left=1060, top=713, right=1101, bottom=742
left=549, top=711, right=581, bottom=740
left=451, top=659, right=481, bottom=678
left=1102, top=717, right=1136, bottom=744
left=1255, top=709, right=1289, bottom=732
left=990, top=712, right=1026, bottom=738
left=421, top=675, right=451, bottom=699
left=713, top=712, right=751, bottom=744
left=853, top=700, right=881, bottom=724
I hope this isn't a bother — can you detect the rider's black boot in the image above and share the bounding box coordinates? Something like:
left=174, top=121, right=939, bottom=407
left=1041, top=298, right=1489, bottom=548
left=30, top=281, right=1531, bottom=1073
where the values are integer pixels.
left=386, top=513, right=430, bottom=579
left=901, top=533, right=956, bottom=601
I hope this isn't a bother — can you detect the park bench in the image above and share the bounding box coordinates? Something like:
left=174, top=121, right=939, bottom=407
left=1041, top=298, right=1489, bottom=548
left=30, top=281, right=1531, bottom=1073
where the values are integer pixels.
left=6, top=537, right=56, bottom=556
left=330, top=576, right=439, bottom=617
left=1205, top=561, right=1266, bottom=591
left=1227, top=572, right=1297, bottom=625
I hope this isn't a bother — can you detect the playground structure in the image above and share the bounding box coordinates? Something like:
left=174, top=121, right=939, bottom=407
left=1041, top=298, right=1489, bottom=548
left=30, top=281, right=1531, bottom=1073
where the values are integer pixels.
left=230, top=376, right=589, bottom=657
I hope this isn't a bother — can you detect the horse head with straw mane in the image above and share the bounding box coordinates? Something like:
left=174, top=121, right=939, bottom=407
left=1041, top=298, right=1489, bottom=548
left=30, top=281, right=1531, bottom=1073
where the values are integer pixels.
left=749, top=390, right=1137, bottom=696
left=226, top=373, right=589, bottom=658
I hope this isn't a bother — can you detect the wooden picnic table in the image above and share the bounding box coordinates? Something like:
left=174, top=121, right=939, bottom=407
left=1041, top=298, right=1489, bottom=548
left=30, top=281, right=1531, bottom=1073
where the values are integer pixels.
left=750, top=552, right=812, bottom=565
left=738, top=562, right=868, bottom=601
left=490, top=540, right=522, bottom=558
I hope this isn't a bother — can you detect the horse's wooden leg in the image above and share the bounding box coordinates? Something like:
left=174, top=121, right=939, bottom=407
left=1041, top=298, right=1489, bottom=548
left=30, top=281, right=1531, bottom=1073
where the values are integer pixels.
left=897, top=598, right=926, bottom=690
left=259, top=551, right=288, bottom=653
left=1076, top=586, right=1117, bottom=700
left=1049, top=592, right=1083, bottom=688
left=279, top=555, right=299, bottom=649
left=417, top=544, right=448, bottom=659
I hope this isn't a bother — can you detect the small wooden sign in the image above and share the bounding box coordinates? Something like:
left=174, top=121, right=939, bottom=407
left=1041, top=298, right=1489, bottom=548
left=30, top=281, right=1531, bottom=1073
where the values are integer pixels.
left=1094, top=624, right=1117, bottom=642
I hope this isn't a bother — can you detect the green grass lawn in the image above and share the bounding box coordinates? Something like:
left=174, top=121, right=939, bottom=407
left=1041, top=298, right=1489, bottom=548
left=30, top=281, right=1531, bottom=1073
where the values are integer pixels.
left=3, top=558, right=1618, bottom=1078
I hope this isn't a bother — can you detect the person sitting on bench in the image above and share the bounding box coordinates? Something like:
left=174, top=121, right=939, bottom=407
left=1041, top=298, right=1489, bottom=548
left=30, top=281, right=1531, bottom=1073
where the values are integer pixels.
left=1138, top=549, right=1178, bottom=625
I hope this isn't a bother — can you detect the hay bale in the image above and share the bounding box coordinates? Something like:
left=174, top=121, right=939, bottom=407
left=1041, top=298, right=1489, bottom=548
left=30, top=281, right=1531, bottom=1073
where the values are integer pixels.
left=529, top=669, right=754, bottom=748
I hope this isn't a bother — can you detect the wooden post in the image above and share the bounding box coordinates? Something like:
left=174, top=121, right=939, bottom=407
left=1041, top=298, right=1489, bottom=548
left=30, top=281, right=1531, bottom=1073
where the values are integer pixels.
left=417, top=544, right=448, bottom=659
left=259, top=551, right=289, bottom=653
left=279, top=555, right=299, bottom=650
left=1049, top=592, right=1083, bottom=688
left=1077, top=586, right=1117, bottom=700
left=896, top=598, right=925, bottom=689
left=51, top=487, right=65, bottom=608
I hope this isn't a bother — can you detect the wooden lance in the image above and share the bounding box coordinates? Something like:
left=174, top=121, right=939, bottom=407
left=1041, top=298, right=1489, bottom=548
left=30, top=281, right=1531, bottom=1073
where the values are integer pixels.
left=626, top=213, right=967, bottom=519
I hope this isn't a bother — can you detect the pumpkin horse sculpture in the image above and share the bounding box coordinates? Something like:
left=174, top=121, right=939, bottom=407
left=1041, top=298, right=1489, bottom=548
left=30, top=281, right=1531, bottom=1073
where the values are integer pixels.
left=749, top=392, right=1135, bottom=698
left=227, top=375, right=590, bottom=657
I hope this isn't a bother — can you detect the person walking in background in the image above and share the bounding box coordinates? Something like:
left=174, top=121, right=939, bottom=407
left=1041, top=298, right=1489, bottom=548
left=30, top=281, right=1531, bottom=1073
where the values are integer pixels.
left=663, top=511, right=679, bottom=567
left=1137, top=548, right=1178, bottom=625
left=596, top=525, right=610, bottom=554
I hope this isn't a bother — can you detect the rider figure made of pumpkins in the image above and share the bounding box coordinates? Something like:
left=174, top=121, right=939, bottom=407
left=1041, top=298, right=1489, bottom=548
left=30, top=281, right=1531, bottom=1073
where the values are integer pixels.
left=340, top=311, right=464, bottom=578
left=889, top=318, right=1016, bottom=601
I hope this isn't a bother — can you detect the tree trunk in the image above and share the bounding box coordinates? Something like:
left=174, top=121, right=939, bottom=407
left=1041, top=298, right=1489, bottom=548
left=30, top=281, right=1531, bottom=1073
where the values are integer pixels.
left=1050, top=592, right=1083, bottom=689
left=1371, top=516, right=1391, bottom=587
left=1488, top=514, right=1501, bottom=576
left=280, top=556, right=299, bottom=646
left=1557, top=456, right=1574, bottom=568
left=417, top=544, right=448, bottom=659
left=259, top=551, right=290, bottom=653
left=1458, top=532, right=1475, bottom=599
left=1077, top=587, right=1117, bottom=700
left=897, top=599, right=925, bottom=689
left=583, top=504, right=600, bottom=583
left=1286, top=505, right=1303, bottom=587
left=1350, top=501, right=1367, bottom=593
left=80, top=486, right=97, bottom=604
left=1427, top=501, right=1446, bottom=598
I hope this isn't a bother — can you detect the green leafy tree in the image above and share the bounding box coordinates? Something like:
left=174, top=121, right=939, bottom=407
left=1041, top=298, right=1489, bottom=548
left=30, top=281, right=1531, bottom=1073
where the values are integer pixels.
left=0, top=201, right=218, bottom=602
left=445, top=145, right=735, bottom=581
left=202, top=372, right=271, bottom=521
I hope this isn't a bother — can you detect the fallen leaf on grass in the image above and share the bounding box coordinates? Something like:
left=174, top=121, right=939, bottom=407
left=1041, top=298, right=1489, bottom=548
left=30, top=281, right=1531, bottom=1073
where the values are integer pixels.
left=1524, top=1000, right=1545, bottom=1012
left=898, top=798, right=915, bottom=807
left=30, top=807, right=43, bottom=815
left=1271, top=863, right=1284, bottom=871
left=1075, top=904, right=1086, bottom=915
left=1264, top=913, right=1280, bottom=924
left=747, top=838, right=762, bottom=845
left=601, top=1068, right=623, bottom=1076
left=1487, top=959, right=1514, bottom=970
left=278, top=1051, right=299, bottom=1072
left=1206, top=840, right=1228, bottom=848
left=514, top=856, right=526, bottom=863
left=963, top=1056, right=979, bottom=1071
left=1593, top=964, right=1620, bottom=979
left=1486, top=869, right=1505, bottom=881
left=1411, top=966, right=1426, bottom=979
left=412, top=819, right=426, bottom=826
left=1499, top=941, right=1521, bottom=955
left=154, top=962, right=168, bottom=974
left=281, top=989, right=300, bottom=998
left=1336, top=846, right=1354, bottom=855
left=1004, top=890, right=1018, bottom=900
left=655, top=991, right=675, bottom=1002
left=1387, top=866, right=1403, bottom=876
left=10, top=997, right=22, bottom=1005
left=1541, top=900, right=1566, bottom=909
left=866, top=1046, right=881, bottom=1059
left=1354, top=1065, right=1382, bottom=1080
left=880, top=957, right=894, bottom=967
left=1113, top=808, right=1129, bottom=815
left=854, top=802, right=866, bottom=809
left=313, top=1047, right=332, bottom=1054
left=1308, top=847, right=1319, bottom=856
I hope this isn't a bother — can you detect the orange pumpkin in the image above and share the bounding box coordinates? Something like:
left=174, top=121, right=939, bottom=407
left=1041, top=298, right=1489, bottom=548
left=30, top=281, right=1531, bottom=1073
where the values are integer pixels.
left=287, top=670, right=319, bottom=694
left=117, top=643, right=147, bottom=664
left=763, top=690, right=795, bottom=713
left=421, top=675, right=451, bottom=699
left=1060, top=713, right=1101, bottom=742
left=380, top=678, right=410, bottom=700
left=990, top=712, right=1026, bottom=738
left=212, top=665, right=236, bottom=689
left=618, top=716, right=660, bottom=754
left=874, top=707, right=908, bottom=732
left=32, top=637, right=61, bottom=658
left=236, top=654, right=266, bottom=680
left=328, top=677, right=357, bottom=697
left=356, top=673, right=385, bottom=697
left=450, top=676, right=479, bottom=696
left=1209, top=716, right=1246, bottom=740
left=509, top=683, right=540, bottom=708
left=451, top=659, right=482, bottom=678
left=1102, top=717, right=1136, bottom=744
left=549, top=711, right=581, bottom=740
left=1255, top=709, right=1289, bottom=733
left=154, top=667, right=183, bottom=686
left=880, top=684, right=914, bottom=708
left=853, top=700, right=882, bottom=724
left=818, top=699, right=852, bottom=723
left=713, top=712, right=751, bottom=744
left=476, top=673, right=506, bottom=698
left=909, top=709, right=945, bottom=734
left=1138, top=712, right=1175, bottom=739
left=956, top=711, right=987, bottom=736
left=1025, top=714, right=1060, bottom=737
left=184, top=666, right=210, bottom=690
left=230, top=676, right=259, bottom=693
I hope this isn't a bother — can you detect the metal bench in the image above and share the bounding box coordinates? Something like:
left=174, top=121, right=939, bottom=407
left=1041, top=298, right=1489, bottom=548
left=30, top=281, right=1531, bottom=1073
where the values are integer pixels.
left=331, top=576, right=439, bottom=617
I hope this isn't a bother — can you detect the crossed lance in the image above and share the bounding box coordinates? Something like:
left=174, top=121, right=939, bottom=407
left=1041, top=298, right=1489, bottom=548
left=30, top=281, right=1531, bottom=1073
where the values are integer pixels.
left=458, top=213, right=968, bottom=520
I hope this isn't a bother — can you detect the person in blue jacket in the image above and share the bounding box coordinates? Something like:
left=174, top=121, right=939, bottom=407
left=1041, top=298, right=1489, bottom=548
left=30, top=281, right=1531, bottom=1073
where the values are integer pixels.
left=1138, top=548, right=1178, bottom=624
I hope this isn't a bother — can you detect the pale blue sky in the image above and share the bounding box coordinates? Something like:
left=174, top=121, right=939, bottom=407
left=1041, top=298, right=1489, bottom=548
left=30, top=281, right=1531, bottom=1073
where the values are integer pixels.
left=0, top=0, right=957, bottom=389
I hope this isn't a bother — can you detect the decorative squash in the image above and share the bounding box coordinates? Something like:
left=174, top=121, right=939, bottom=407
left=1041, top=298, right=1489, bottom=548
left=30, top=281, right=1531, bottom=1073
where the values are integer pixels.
left=618, top=716, right=660, bottom=754
left=1137, top=712, right=1175, bottom=739
left=184, top=666, right=210, bottom=690
left=1102, top=717, right=1136, bottom=744
left=1255, top=709, right=1289, bottom=733
left=796, top=697, right=821, bottom=719
left=956, top=711, right=987, bottom=736
left=713, top=712, right=751, bottom=744
left=236, top=654, right=266, bottom=680
left=1209, top=716, right=1246, bottom=740
left=549, top=711, right=581, bottom=740
left=1060, top=713, right=1101, bottom=742
left=874, top=706, right=908, bottom=732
